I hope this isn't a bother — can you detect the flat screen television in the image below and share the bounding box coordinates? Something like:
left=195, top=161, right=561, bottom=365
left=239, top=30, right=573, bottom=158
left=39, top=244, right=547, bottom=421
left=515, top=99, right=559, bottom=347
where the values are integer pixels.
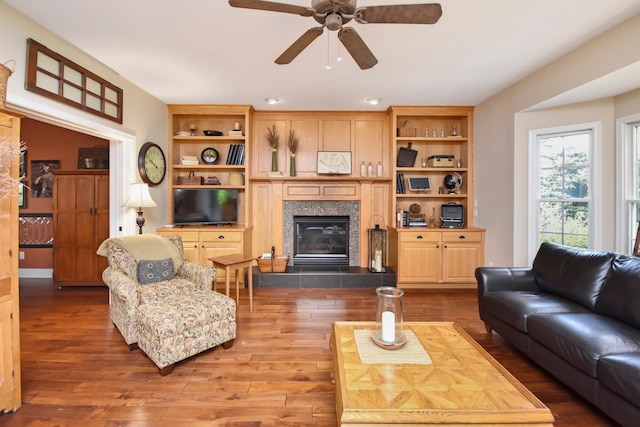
left=173, top=188, right=238, bottom=225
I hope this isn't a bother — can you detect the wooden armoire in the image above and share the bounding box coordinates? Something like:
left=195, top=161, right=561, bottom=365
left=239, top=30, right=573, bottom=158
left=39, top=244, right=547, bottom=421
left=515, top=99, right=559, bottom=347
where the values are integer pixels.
left=53, top=170, right=109, bottom=286
left=0, top=109, right=22, bottom=412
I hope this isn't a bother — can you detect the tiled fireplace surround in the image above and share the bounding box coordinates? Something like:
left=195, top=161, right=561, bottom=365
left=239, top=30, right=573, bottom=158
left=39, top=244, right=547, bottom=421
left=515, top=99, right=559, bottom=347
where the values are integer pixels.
left=284, top=200, right=360, bottom=266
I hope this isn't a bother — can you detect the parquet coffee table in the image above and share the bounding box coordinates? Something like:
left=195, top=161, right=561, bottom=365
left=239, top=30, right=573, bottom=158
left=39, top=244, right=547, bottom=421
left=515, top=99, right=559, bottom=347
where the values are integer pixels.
left=331, top=321, right=554, bottom=426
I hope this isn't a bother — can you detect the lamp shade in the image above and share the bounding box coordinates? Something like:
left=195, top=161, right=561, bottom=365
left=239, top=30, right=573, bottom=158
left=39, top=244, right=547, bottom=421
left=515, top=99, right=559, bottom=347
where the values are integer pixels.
left=123, top=183, right=157, bottom=209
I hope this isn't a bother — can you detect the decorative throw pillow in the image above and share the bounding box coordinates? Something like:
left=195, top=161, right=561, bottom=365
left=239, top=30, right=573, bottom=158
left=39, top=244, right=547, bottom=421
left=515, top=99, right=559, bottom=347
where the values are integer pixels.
left=138, top=258, right=174, bottom=285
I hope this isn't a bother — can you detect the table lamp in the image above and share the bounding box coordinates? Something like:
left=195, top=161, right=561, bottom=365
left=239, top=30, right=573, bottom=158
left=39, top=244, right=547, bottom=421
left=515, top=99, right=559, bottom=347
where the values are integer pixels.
left=123, top=183, right=157, bottom=234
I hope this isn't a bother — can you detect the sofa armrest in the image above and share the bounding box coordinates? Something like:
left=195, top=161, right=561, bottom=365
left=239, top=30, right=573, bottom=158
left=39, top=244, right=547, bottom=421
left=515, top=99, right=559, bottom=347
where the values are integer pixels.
left=102, top=267, right=138, bottom=305
left=476, top=267, right=539, bottom=294
left=476, top=267, right=540, bottom=323
left=177, top=260, right=217, bottom=290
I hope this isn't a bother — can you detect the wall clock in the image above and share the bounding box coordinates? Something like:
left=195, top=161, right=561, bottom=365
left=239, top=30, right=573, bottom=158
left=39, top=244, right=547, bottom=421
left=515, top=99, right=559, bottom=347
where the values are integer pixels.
left=201, top=147, right=218, bottom=165
left=138, top=141, right=166, bottom=186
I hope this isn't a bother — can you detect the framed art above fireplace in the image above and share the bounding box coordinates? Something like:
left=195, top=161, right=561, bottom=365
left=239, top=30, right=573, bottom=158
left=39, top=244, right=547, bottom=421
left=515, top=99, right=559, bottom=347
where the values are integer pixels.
left=317, top=151, right=352, bottom=174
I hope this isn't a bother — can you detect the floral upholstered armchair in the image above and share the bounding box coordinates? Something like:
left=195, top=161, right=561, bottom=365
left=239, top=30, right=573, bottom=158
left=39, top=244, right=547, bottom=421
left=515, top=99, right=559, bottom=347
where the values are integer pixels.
left=97, top=234, right=217, bottom=348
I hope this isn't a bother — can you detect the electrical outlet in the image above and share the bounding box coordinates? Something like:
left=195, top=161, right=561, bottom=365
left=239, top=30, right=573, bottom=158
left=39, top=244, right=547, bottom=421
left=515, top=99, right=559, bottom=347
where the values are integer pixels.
left=19, top=251, right=25, bottom=260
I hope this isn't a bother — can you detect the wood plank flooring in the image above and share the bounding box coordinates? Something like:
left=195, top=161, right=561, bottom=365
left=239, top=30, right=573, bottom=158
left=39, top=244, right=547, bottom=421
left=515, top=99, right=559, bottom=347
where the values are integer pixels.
left=2, top=279, right=618, bottom=426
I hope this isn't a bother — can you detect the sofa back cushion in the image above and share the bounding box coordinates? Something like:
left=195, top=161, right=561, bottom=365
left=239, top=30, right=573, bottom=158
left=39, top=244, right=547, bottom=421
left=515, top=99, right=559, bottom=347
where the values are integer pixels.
left=533, top=242, right=614, bottom=310
left=595, top=255, right=640, bottom=329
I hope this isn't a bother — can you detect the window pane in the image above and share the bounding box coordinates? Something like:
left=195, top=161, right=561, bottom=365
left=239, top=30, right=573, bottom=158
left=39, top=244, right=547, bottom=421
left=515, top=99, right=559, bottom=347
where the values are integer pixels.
left=37, top=52, right=59, bottom=75
left=86, top=93, right=101, bottom=111
left=62, top=82, right=82, bottom=103
left=537, top=130, right=592, bottom=249
left=104, top=102, right=118, bottom=118
left=86, top=77, right=101, bottom=95
left=64, top=65, right=82, bottom=86
left=105, top=87, right=118, bottom=103
left=35, top=71, right=59, bottom=93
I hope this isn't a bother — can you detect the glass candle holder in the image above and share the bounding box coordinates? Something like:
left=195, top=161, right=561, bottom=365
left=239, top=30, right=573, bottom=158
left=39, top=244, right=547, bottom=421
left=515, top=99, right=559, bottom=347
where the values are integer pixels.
left=372, top=286, right=406, bottom=349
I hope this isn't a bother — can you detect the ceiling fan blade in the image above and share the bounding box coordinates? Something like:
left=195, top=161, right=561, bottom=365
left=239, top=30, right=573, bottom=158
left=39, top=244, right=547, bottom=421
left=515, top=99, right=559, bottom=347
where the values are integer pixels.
left=355, top=4, right=443, bottom=24
left=228, top=0, right=313, bottom=17
left=338, top=27, right=378, bottom=70
left=275, top=27, right=324, bottom=64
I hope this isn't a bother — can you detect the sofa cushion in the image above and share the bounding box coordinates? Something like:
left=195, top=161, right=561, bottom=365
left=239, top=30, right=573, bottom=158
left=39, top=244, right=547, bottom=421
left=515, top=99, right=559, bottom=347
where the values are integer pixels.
left=137, top=277, right=209, bottom=305
left=598, top=353, right=640, bottom=407
left=594, top=255, right=640, bottom=329
left=483, top=290, right=589, bottom=332
left=532, top=242, right=614, bottom=310
left=528, top=313, right=640, bottom=378
left=138, top=258, right=174, bottom=284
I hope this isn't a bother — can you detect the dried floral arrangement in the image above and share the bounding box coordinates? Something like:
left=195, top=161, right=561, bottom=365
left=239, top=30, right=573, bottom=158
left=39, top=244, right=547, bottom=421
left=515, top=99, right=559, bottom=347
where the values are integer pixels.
left=0, top=137, right=26, bottom=201
left=287, top=130, right=298, bottom=154
left=266, top=125, right=279, bottom=149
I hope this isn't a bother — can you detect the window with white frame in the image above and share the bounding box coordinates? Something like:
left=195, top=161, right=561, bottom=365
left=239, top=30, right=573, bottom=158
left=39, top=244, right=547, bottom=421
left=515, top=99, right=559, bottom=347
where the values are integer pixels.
left=530, top=126, right=597, bottom=256
left=619, top=117, right=640, bottom=254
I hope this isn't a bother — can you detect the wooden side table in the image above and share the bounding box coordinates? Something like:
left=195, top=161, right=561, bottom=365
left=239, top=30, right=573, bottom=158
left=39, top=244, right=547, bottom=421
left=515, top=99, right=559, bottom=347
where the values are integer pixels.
left=208, top=254, right=257, bottom=311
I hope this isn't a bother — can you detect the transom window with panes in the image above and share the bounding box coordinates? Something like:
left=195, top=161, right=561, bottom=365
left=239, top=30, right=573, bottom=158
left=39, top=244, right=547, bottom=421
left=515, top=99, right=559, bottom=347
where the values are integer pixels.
left=25, top=38, right=123, bottom=123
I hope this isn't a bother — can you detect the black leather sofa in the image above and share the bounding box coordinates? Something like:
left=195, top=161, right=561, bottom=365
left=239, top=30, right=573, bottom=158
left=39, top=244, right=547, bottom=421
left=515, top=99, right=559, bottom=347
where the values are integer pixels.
left=476, top=242, right=640, bottom=426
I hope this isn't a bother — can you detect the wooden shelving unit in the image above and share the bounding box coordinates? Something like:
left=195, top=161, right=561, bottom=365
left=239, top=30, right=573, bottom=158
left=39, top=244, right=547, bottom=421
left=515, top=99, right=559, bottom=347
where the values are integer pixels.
left=387, top=106, right=485, bottom=288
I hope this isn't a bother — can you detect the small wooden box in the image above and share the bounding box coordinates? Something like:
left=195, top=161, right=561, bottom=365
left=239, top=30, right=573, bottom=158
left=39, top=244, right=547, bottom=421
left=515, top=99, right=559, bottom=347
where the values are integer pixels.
left=177, top=172, right=203, bottom=185
left=427, top=155, right=454, bottom=167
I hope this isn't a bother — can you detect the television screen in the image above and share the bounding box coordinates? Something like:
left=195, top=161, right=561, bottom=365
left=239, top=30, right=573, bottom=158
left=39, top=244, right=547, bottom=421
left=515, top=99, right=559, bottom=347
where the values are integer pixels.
left=173, top=188, right=238, bottom=225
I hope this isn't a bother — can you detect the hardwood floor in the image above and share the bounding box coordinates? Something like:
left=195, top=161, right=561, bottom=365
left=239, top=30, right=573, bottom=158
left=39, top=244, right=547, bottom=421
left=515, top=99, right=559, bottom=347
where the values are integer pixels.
left=2, top=279, right=617, bottom=426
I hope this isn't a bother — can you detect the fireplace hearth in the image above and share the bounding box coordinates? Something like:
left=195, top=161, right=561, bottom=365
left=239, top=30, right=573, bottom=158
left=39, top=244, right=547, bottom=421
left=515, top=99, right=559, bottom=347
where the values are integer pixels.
left=293, top=215, right=349, bottom=265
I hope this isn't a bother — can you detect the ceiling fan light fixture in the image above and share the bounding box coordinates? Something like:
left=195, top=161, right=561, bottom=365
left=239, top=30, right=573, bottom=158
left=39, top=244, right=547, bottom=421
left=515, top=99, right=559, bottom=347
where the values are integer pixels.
left=265, top=98, right=279, bottom=105
left=366, top=98, right=380, bottom=105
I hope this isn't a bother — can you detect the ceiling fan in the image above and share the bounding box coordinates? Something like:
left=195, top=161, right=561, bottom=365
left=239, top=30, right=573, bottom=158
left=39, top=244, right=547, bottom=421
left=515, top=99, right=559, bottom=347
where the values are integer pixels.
left=228, top=0, right=442, bottom=70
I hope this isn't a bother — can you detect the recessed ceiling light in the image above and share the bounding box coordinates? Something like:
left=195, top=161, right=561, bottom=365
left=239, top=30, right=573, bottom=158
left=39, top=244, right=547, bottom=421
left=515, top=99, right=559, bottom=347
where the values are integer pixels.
left=265, top=98, right=279, bottom=105
left=366, top=98, right=380, bottom=105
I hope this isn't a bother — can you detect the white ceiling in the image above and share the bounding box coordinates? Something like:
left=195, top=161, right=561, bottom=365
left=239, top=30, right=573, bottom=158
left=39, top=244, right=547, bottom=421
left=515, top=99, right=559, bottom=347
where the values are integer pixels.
left=5, top=0, right=640, bottom=110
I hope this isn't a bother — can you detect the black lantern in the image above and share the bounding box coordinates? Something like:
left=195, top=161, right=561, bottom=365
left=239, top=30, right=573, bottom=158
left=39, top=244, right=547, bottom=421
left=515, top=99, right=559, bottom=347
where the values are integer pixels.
left=368, top=224, right=387, bottom=273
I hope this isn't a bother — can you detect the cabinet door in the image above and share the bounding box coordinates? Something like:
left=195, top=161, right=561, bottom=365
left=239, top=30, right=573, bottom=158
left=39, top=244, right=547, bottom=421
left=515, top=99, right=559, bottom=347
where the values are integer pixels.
left=0, top=298, right=16, bottom=410
left=181, top=242, right=200, bottom=262
left=441, top=231, right=484, bottom=283
left=397, top=232, right=441, bottom=284
left=200, top=231, right=244, bottom=282
left=53, top=175, right=97, bottom=283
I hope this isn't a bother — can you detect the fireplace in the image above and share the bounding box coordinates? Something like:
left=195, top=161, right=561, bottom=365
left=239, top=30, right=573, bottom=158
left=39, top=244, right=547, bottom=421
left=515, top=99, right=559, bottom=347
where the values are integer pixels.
left=293, top=215, right=349, bottom=265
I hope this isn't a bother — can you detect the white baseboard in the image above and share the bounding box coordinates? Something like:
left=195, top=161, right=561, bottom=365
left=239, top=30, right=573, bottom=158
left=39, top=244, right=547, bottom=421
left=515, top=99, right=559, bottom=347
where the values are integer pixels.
left=19, top=268, right=53, bottom=278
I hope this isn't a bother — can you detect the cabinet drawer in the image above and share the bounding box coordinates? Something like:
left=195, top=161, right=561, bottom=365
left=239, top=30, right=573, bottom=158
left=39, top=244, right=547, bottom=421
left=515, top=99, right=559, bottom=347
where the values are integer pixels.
left=200, top=231, right=243, bottom=242
left=441, top=231, right=483, bottom=243
left=174, top=231, right=200, bottom=242
left=399, top=231, right=440, bottom=242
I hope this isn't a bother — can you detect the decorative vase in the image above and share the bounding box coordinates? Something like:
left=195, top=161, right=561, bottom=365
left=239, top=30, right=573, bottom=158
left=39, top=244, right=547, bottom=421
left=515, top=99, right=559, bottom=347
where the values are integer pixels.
left=290, top=153, right=296, bottom=177
left=271, top=148, right=278, bottom=172
left=372, top=286, right=406, bottom=349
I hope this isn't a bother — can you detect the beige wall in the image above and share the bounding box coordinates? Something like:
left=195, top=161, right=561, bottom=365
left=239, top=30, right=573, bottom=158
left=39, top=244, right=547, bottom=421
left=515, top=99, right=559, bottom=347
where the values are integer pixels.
left=0, top=2, right=169, bottom=232
left=475, top=13, right=640, bottom=267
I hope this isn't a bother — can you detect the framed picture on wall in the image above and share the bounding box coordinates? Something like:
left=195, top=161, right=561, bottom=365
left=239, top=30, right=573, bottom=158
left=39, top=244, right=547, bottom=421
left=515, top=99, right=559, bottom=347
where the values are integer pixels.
left=317, top=151, right=352, bottom=174
left=31, top=160, right=59, bottom=198
left=19, top=149, right=26, bottom=178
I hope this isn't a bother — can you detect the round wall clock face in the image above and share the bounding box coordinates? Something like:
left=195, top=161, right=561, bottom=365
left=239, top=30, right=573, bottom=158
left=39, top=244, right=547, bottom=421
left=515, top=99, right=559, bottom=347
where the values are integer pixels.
left=201, top=147, right=218, bottom=164
left=138, top=142, right=166, bottom=186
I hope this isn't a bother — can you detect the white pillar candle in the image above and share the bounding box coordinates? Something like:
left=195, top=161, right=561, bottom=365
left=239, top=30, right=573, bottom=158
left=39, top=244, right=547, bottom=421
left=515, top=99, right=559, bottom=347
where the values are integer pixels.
left=381, top=310, right=395, bottom=343
left=374, top=250, right=382, bottom=272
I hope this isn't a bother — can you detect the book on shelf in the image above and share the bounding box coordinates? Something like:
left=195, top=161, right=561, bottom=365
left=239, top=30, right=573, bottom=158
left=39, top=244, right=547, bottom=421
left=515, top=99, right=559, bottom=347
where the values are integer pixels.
left=228, top=130, right=243, bottom=136
left=181, top=155, right=199, bottom=165
left=396, top=172, right=406, bottom=194
left=226, top=144, right=245, bottom=165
